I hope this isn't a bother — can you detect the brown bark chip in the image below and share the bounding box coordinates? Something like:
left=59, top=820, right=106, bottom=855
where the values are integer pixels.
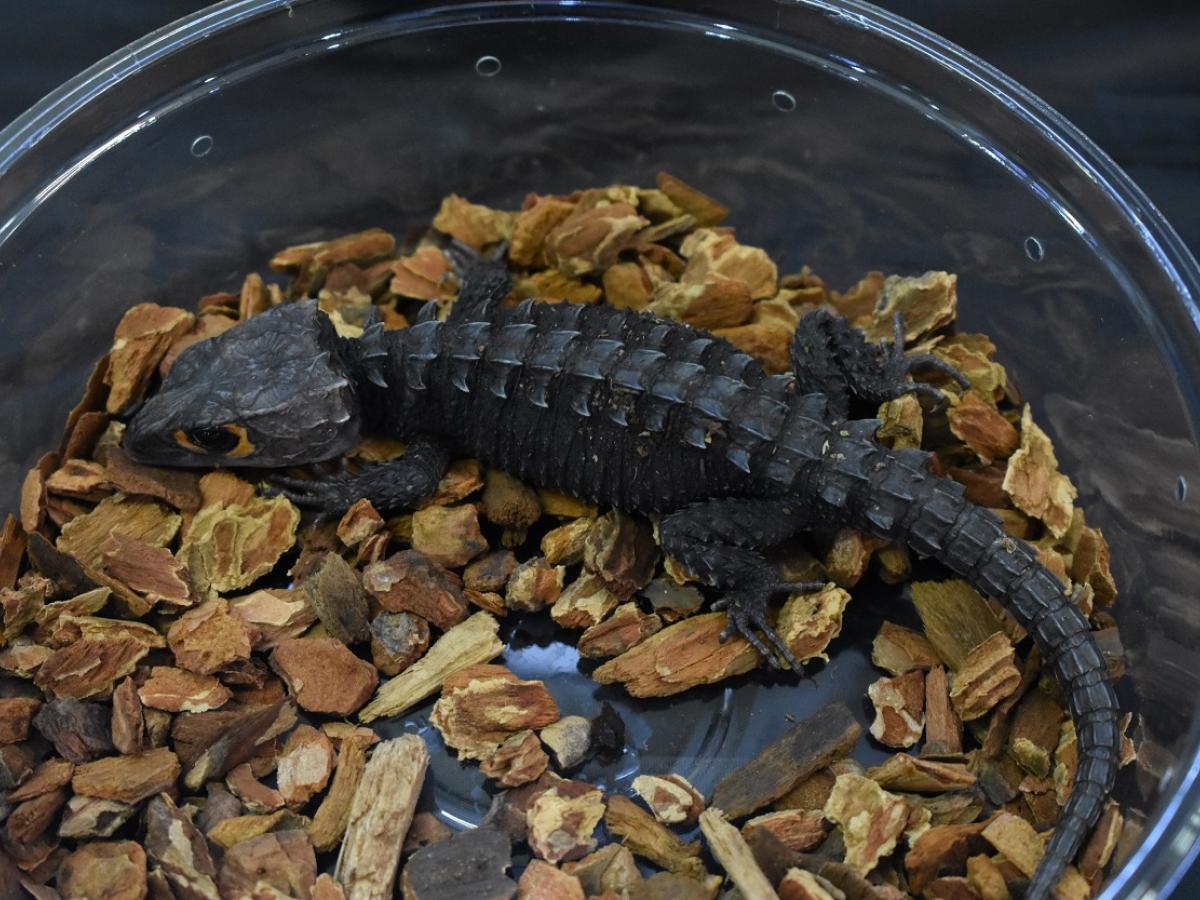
left=217, top=830, right=317, bottom=900
left=0, top=697, right=41, bottom=745
left=104, top=304, right=195, bottom=414
left=137, top=667, right=232, bottom=713
left=100, top=532, right=192, bottom=608
left=276, top=724, right=336, bottom=808
left=631, top=774, right=705, bottom=827
left=410, top=504, right=488, bottom=568
left=517, top=859, right=585, bottom=900
left=143, top=794, right=220, bottom=900
left=309, top=735, right=368, bottom=853
left=109, top=677, right=145, bottom=756
left=299, top=550, right=372, bottom=645
left=480, top=730, right=550, bottom=788
left=335, top=734, right=429, bottom=900
left=363, top=550, right=468, bottom=631
left=583, top=510, right=659, bottom=600
left=359, top=612, right=504, bottom=723
left=577, top=603, right=662, bottom=659
left=225, top=763, right=285, bottom=813
left=57, top=840, right=148, bottom=900
left=33, top=698, right=114, bottom=763
left=949, top=633, right=1022, bottom=722
left=507, top=557, right=567, bottom=614
left=401, top=827, right=516, bottom=900
left=603, top=794, right=704, bottom=878
left=431, top=664, right=560, bottom=760
left=868, top=670, right=926, bottom=749
left=698, top=809, right=778, bottom=900
left=370, top=611, right=431, bottom=676
left=527, top=780, right=606, bottom=864
left=270, top=637, right=378, bottom=717
left=166, top=598, right=253, bottom=675
left=592, top=613, right=760, bottom=697
left=709, top=703, right=862, bottom=820
left=71, top=747, right=181, bottom=804
left=8, top=758, right=74, bottom=804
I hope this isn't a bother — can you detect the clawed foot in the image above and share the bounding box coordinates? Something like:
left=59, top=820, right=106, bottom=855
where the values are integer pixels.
left=443, top=238, right=509, bottom=278
left=879, top=311, right=970, bottom=409
left=713, top=580, right=826, bottom=675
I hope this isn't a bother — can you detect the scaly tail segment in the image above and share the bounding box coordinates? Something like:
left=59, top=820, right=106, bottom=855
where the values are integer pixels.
left=804, top=432, right=1119, bottom=900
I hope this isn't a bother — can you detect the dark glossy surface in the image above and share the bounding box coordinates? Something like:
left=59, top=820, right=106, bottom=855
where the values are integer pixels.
left=1, top=2, right=1198, bottom=895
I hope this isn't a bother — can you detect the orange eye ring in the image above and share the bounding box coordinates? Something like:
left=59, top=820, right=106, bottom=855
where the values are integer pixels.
left=222, top=424, right=257, bottom=458
left=173, top=424, right=256, bottom=457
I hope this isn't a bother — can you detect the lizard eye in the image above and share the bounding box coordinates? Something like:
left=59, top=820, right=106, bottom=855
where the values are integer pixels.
left=175, top=424, right=254, bottom=456
left=190, top=427, right=240, bottom=453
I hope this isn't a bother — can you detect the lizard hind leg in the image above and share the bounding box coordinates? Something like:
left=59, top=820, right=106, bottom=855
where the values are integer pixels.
left=442, top=239, right=513, bottom=321
left=790, top=308, right=968, bottom=419
left=657, top=498, right=824, bottom=673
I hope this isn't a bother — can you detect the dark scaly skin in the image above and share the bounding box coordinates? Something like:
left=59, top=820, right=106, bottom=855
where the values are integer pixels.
left=123, top=265, right=1119, bottom=899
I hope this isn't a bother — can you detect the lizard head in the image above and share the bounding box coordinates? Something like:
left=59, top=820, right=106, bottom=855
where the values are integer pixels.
left=123, top=301, right=364, bottom=468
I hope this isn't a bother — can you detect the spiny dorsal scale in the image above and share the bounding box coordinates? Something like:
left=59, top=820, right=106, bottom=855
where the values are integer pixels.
left=762, top=373, right=795, bottom=399
left=607, top=405, right=628, bottom=427
left=414, top=300, right=438, bottom=323
left=528, top=330, right=580, bottom=372
left=692, top=375, right=747, bottom=423
left=765, top=450, right=803, bottom=484
left=718, top=352, right=757, bottom=380
left=648, top=323, right=674, bottom=346
left=842, top=419, right=882, bottom=441
left=778, top=418, right=829, bottom=460
left=569, top=387, right=591, bottom=418
left=526, top=370, right=553, bottom=408
left=547, top=302, right=588, bottom=332
left=569, top=338, right=624, bottom=381
left=733, top=394, right=790, bottom=441
left=726, top=445, right=752, bottom=474
left=795, top=392, right=829, bottom=419
left=484, top=363, right=510, bottom=399
left=490, top=322, right=537, bottom=365
left=513, top=298, right=536, bottom=319
left=683, top=423, right=710, bottom=450
left=897, top=448, right=934, bottom=471
left=829, top=441, right=877, bottom=480
left=642, top=399, right=670, bottom=433
left=358, top=321, right=389, bottom=388
left=649, top=361, right=706, bottom=405
left=611, top=348, right=667, bottom=392
left=865, top=506, right=897, bottom=532
left=449, top=368, right=471, bottom=393
left=359, top=320, right=387, bottom=359
left=820, top=480, right=851, bottom=509
left=447, top=324, right=487, bottom=362
left=406, top=321, right=441, bottom=361
left=404, top=355, right=428, bottom=390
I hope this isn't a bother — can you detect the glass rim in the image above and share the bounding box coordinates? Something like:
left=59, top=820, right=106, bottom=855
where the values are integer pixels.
left=1, top=1, right=1198, bottom=895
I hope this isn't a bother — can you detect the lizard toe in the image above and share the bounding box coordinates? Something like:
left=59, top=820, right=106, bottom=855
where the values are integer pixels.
left=715, top=590, right=804, bottom=674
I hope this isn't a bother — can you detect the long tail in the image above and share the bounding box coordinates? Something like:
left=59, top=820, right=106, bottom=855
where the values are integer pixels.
left=801, top=429, right=1120, bottom=899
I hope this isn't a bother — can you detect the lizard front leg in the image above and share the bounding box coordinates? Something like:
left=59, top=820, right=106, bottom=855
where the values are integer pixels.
left=658, top=498, right=825, bottom=673
left=266, top=434, right=449, bottom=517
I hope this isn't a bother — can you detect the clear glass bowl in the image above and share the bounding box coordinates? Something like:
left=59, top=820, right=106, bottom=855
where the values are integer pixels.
left=2, top=1, right=1199, bottom=896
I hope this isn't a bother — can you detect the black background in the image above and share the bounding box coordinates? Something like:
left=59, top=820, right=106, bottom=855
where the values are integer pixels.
left=1, top=1, right=1198, bottom=894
